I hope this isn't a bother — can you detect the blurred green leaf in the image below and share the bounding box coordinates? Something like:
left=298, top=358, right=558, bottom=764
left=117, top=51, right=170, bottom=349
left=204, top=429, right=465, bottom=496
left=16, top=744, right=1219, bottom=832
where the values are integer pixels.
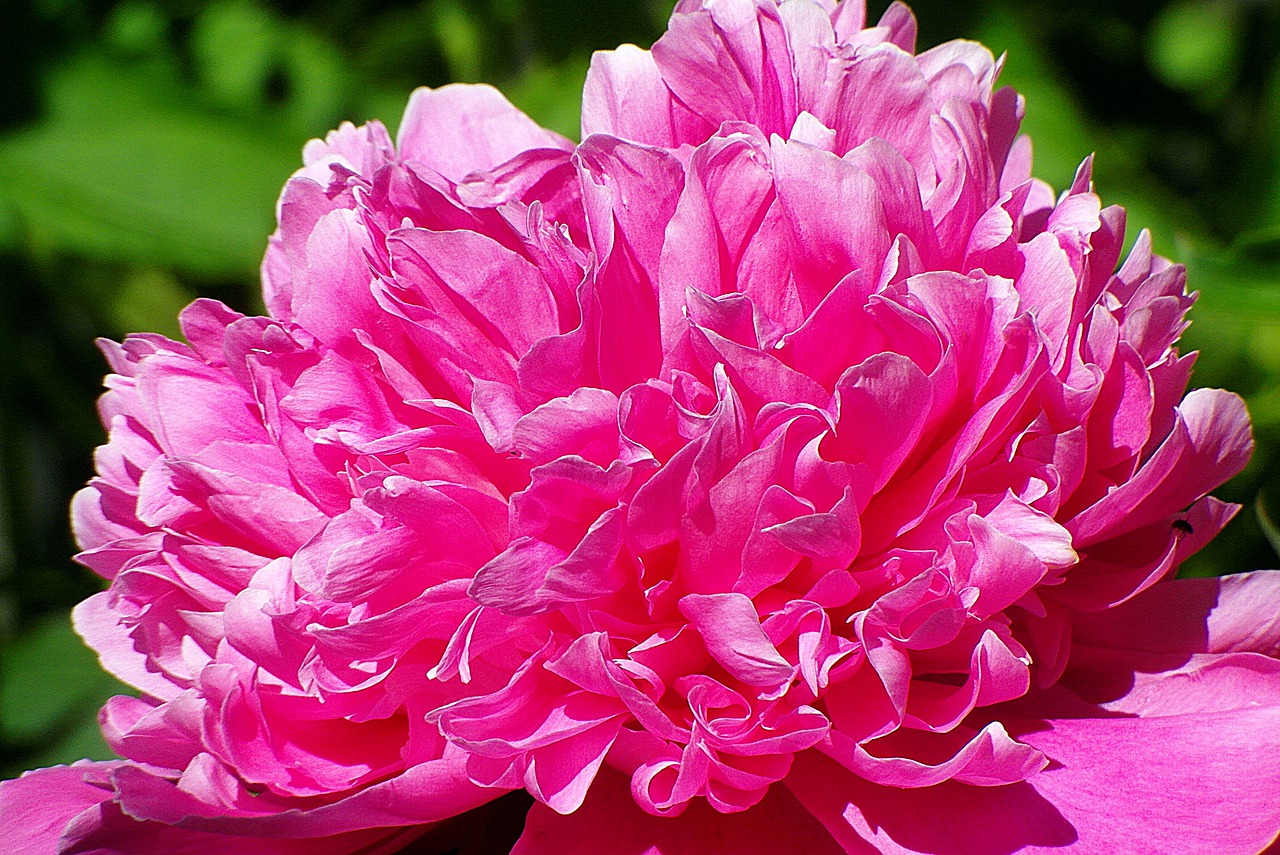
left=433, top=0, right=485, bottom=82
left=1263, top=61, right=1280, bottom=232
left=977, top=5, right=1094, bottom=192
left=109, top=267, right=191, bottom=339
left=0, top=612, right=123, bottom=756
left=0, top=201, right=18, bottom=251
left=1186, top=253, right=1280, bottom=325
left=1232, top=227, right=1280, bottom=262
left=18, top=705, right=118, bottom=773
left=1257, top=494, right=1280, bottom=560
left=191, top=0, right=280, bottom=111
left=0, top=52, right=301, bottom=276
left=1181, top=247, right=1280, bottom=431
left=188, top=0, right=350, bottom=136
left=490, top=0, right=521, bottom=27
left=280, top=30, right=350, bottom=134
left=1146, top=0, right=1239, bottom=100
left=503, top=58, right=588, bottom=141
left=103, top=1, right=168, bottom=58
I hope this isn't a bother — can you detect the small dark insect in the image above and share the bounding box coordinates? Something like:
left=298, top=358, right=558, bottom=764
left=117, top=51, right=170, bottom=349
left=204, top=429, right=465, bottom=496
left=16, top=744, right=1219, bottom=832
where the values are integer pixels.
left=1172, top=519, right=1194, bottom=535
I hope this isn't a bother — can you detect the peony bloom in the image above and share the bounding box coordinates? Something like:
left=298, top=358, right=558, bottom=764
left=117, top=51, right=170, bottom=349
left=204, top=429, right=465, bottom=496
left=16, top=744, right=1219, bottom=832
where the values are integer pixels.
left=5, top=0, right=1280, bottom=852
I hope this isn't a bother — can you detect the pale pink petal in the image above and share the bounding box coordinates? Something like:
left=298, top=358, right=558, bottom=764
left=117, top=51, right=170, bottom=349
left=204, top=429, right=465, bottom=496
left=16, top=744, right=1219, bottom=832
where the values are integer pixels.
left=582, top=44, right=714, bottom=146
left=397, top=84, right=572, bottom=183
left=74, top=592, right=182, bottom=700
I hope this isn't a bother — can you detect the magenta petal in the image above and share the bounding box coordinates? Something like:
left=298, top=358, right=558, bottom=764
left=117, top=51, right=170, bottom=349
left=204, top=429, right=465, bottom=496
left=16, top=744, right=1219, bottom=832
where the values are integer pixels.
left=511, top=769, right=845, bottom=855
left=679, top=592, right=793, bottom=687
left=469, top=507, right=626, bottom=616
left=786, top=750, right=1076, bottom=855
left=73, top=591, right=181, bottom=700
left=823, top=721, right=1046, bottom=789
left=650, top=0, right=797, bottom=139
left=110, top=757, right=497, bottom=838
left=387, top=227, right=560, bottom=359
left=65, top=803, right=413, bottom=855
left=1070, top=388, right=1252, bottom=546
left=0, top=762, right=121, bottom=855
left=1015, top=708, right=1280, bottom=854
left=582, top=44, right=714, bottom=147
left=511, top=388, right=622, bottom=466
left=286, top=209, right=381, bottom=357
left=827, top=352, right=932, bottom=491
left=1072, top=568, right=1280, bottom=657
left=770, top=136, right=891, bottom=300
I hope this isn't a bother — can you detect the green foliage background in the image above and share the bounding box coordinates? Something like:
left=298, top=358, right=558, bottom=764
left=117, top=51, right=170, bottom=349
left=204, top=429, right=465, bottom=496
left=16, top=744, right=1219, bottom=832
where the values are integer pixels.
left=2, top=0, right=1278, bottom=779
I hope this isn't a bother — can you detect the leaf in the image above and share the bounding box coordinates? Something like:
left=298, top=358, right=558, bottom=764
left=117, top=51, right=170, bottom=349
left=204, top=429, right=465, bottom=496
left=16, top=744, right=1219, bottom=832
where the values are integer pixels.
left=109, top=267, right=192, bottom=340
left=190, top=0, right=281, bottom=111
left=502, top=58, right=589, bottom=142
left=432, top=0, right=485, bottom=83
left=103, top=1, right=170, bottom=58
left=1146, top=0, right=1239, bottom=99
left=1257, top=494, right=1280, bottom=562
left=0, top=51, right=302, bottom=276
left=1180, top=247, right=1280, bottom=424
left=0, top=612, right=125, bottom=753
left=16, top=707, right=119, bottom=776
left=1184, top=250, right=1280, bottom=328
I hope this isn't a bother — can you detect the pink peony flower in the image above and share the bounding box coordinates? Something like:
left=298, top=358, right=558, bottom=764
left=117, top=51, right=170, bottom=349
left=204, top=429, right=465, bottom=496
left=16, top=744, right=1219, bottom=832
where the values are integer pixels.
left=5, top=0, right=1280, bottom=852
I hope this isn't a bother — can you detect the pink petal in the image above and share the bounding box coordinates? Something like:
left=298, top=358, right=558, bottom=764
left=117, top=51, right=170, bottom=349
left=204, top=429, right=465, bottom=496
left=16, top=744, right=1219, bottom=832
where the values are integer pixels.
left=397, top=84, right=571, bottom=183
left=650, top=0, right=797, bottom=139
left=65, top=801, right=413, bottom=855
left=110, top=756, right=496, bottom=838
left=679, top=592, right=793, bottom=687
left=0, top=762, right=121, bottom=855
left=787, top=749, right=1077, bottom=855
left=822, top=721, right=1046, bottom=789
left=1072, top=569, right=1280, bottom=657
left=1069, top=388, right=1252, bottom=546
left=511, top=768, right=845, bottom=854
left=73, top=592, right=181, bottom=700
left=1014, top=707, right=1280, bottom=854
left=582, top=44, right=713, bottom=146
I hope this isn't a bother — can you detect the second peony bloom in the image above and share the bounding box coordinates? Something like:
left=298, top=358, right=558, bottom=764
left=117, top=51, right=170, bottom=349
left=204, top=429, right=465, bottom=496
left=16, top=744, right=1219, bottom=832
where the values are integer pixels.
left=6, top=1, right=1280, bottom=853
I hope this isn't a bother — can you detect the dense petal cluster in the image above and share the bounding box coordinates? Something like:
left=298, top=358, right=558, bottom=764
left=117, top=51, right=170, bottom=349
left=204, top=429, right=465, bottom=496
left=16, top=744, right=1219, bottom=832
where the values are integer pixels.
left=5, top=1, right=1280, bottom=853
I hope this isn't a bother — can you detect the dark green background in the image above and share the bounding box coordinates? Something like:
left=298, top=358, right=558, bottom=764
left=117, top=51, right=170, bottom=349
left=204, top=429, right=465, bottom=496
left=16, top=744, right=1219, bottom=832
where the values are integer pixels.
left=3, top=0, right=1279, bottom=779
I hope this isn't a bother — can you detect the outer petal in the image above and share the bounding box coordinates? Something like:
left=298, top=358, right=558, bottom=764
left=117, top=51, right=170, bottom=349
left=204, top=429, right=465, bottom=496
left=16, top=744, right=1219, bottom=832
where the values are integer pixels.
left=1007, top=570, right=1280, bottom=853
left=511, top=768, right=848, bottom=854
left=397, top=84, right=572, bottom=182
left=73, top=592, right=183, bottom=701
left=787, top=750, right=1076, bottom=855
left=1070, top=569, right=1280, bottom=657
left=109, top=756, right=498, bottom=838
left=1015, top=707, right=1280, bottom=855
left=796, top=656, right=1280, bottom=855
left=1069, top=388, right=1252, bottom=546
left=64, top=807, right=412, bottom=855
left=581, top=44, right=714, bottom=147
left=0, top=762, right=122, bottom=855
